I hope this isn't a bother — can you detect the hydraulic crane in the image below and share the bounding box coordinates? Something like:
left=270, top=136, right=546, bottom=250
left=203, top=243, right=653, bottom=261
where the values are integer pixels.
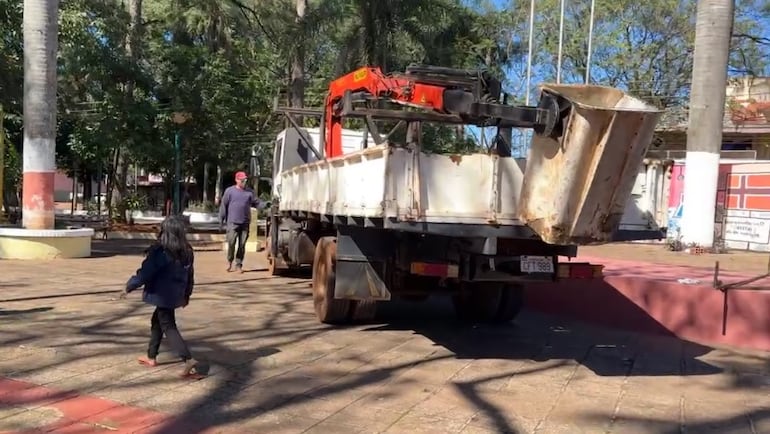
left=319, top=64, right=566, bottom=158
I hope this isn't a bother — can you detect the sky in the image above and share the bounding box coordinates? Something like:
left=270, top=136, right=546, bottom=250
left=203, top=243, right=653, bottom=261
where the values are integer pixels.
left=464, top=0, right=770, bottom=157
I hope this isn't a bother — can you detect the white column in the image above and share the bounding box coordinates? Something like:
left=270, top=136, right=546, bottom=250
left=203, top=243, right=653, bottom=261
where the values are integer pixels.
left=22, top=0, right=59, bottom=230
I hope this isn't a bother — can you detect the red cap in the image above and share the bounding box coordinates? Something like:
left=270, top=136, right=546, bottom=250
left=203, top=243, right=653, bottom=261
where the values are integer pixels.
left=235, top=171, right=248, bottom=180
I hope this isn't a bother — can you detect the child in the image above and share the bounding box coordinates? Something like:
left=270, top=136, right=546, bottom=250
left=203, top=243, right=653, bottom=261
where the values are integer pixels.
left=121, top=215, right=202, bottom=378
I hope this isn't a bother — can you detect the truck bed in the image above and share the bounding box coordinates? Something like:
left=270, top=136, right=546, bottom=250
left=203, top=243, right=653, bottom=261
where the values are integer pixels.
left=279, top=144, right=528, bottom=227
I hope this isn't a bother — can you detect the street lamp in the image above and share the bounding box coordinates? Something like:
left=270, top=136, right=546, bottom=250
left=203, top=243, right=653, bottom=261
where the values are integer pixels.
left=171, top=112, right=190, bottom=215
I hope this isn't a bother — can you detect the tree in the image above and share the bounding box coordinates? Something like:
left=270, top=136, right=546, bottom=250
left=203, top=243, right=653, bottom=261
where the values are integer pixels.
left=22, top=0, right=59, bottom=229
left=679, top=0, right=735, bottom=248
left=108, top=0, right=144, bottom=220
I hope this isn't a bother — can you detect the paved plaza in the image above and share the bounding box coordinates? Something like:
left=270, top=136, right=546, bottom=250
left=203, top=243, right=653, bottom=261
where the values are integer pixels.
left=1, top=240, right=769, bottom=433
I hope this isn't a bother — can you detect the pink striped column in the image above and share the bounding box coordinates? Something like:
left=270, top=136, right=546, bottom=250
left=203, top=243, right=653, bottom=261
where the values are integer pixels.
left=22, top=140, right=55, bottom=230
left=22, top=0, right=59, bottom=230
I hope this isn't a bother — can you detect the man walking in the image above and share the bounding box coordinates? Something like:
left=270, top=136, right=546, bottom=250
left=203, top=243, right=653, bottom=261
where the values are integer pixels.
left=219, top=171, right=261, bottom=272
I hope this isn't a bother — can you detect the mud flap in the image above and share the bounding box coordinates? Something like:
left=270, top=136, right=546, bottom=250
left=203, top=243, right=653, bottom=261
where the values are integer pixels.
left=335, top=261, right=392, bottom=301
left=518, top=84, right=664, bottom=245
left=334, top=226, right=394, bottom=301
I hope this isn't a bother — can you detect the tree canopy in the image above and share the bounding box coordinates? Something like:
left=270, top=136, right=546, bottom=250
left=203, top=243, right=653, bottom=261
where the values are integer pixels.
left=1, top=0, right=769, bottom=214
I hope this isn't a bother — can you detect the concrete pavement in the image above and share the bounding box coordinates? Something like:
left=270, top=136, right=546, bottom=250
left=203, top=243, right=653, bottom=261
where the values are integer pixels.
left=1, top=240, right=769, bottom=433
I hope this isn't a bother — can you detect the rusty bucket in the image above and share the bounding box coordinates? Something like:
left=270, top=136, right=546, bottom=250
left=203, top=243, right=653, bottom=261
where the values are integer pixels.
left=518, top=84, right=664, bottom=245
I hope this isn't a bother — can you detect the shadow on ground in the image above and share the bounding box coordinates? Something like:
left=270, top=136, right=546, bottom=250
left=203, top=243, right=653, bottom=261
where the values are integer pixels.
left=0, top=307, right=53, bottom=316
left=371, top=296, right=721, bottom=377
left=89, top=239, right=153, bottom=258
left=89, top=239, right=223, bottom=258
left=3, top=257, right=769, bottom=434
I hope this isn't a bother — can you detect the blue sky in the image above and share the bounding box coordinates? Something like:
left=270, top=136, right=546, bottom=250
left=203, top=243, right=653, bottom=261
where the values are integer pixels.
left=464, top=0, right=770, bottom=157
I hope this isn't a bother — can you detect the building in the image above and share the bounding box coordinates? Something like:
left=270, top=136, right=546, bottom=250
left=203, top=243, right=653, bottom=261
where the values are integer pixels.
left=652, top=77, right=770, bottom=251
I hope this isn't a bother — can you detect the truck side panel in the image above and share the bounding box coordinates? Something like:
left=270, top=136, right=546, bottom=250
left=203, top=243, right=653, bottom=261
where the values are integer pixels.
left=281, top=146, right=389, bottom=218
left=385, top=150, right=527, bottom=224
left=279, top=145, right=528, bottom=226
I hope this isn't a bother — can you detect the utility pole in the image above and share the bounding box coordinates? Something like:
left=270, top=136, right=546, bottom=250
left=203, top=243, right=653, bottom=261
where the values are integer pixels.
left=679, top=0, right=735, bottom=248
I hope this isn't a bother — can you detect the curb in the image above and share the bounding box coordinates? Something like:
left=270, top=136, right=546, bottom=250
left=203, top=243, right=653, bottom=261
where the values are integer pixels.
left=220, top=240, right=265, bottom=251
left=103, top=232, right=226, bottom=242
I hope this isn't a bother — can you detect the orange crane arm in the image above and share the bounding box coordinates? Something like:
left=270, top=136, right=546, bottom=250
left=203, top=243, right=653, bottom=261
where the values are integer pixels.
left=324, top=67, right=453, bottom=158
left=313, top=65, right=560, bottom=159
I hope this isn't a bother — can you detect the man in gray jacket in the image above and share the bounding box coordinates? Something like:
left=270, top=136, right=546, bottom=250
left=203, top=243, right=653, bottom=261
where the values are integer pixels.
left=219, top=171, right=262, bottom=272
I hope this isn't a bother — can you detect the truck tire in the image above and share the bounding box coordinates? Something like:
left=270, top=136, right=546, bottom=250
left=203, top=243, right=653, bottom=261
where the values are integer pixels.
left=453, top=283, right=523, bottom=324
left=349, top=300, right=378, bottom=322
left=312, top=237, right=351, bottom=324
left=494, top=284, right=524, bottom=323
left=266, top=252, right=280, bottom=276
left=453, top=282, right=502, bottom=323
left=266, top=226, right=282, bottom=276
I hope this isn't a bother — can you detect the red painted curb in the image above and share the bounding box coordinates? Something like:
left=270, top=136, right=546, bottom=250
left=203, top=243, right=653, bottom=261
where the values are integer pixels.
left=0, top=378, right=226, bottom=434
left=528, top=256, right=770, bottom=351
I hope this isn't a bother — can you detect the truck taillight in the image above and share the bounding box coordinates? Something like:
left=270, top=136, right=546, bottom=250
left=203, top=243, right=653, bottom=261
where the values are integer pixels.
left=410, top=262, right=460, bottom=278
left=557, top=263, right=604, bottom=279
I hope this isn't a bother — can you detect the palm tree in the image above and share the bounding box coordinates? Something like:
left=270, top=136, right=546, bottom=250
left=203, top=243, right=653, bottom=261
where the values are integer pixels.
left=22, top=0, right=59, bottom=230
left=679, top=0, right=735, bottom=248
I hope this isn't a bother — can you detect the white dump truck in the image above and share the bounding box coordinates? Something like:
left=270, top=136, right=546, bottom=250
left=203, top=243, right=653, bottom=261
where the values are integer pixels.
left=259, top=65, right=664, bottom=324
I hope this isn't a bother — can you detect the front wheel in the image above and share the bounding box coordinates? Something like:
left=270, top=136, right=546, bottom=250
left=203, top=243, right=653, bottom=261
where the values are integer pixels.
left=265, top=225, right=282, bottom=276
left=311, top=237, right=351, bottom=324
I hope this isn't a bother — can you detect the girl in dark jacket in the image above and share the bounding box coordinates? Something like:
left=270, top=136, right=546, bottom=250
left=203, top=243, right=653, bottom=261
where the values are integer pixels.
left=122, top=215, right=202, bottom=378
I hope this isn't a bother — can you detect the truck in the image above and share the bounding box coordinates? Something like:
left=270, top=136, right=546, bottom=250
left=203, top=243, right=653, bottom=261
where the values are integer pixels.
left=259, top=64, right=664, bottom=325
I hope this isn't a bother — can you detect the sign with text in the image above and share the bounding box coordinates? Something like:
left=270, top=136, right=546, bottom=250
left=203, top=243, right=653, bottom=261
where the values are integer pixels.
left=724, top=216, right=770, bottom=244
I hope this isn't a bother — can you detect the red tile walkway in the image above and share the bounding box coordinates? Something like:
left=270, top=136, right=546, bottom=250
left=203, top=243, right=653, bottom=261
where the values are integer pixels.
left=0, top=377, right=225, bottom=434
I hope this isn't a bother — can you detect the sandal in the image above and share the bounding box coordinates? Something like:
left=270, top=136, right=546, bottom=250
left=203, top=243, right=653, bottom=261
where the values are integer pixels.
left=138, top=356, right=158, bottom=367
left=180, top=359, right=206, bottom=380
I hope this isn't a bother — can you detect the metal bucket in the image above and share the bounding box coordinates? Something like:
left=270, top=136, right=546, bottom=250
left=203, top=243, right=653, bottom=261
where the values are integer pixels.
left=518, top=84, right=664, bottom=245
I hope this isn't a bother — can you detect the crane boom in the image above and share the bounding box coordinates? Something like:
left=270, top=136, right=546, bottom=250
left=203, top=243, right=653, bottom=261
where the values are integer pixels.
left=320, top=65, right=563, bottom=158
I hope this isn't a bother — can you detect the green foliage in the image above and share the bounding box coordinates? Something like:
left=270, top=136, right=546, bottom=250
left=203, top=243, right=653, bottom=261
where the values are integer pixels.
left=504, top=0, right=768, bottom=108
left=0, top=0, right=769, bottom=198
left=0, top=0, right=22, bottom=114
left=122, top=192, right=148, bottom=211
left=3, top=136, right=21, bottom=193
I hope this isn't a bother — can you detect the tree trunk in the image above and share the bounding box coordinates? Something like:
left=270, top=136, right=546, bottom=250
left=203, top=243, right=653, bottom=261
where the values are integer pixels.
left=22, top=0, right=59, bottom=230
left=112, top=0, right=143, bottom=221
left=214, top=163, right=223, bottom=205
left=679, top=0, right=734, bottom=248
left=290, top=0, right=307, bottom=121
left=202, top=161, right=209, bottom=204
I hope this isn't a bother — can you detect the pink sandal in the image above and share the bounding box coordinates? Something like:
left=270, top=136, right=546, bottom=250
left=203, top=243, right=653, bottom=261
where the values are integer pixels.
left=138, top=356, right=158, bottom=367
left=180, top=359, right=206, bottom=380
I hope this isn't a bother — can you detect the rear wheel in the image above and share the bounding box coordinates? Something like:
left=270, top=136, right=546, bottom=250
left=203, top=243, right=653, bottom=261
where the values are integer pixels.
left=494, top=284, right=524, bottom=323
left=349, top=300, right=378, bottom=322
left=453, top=283, right=524, bottom=324
left=266, top=225, right=282, bottom=276
left=311, top=237, right=351, bottom=324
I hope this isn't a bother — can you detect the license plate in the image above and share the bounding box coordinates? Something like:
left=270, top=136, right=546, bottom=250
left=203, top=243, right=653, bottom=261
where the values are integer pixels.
left=520, top=256, right=554, bottom=274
